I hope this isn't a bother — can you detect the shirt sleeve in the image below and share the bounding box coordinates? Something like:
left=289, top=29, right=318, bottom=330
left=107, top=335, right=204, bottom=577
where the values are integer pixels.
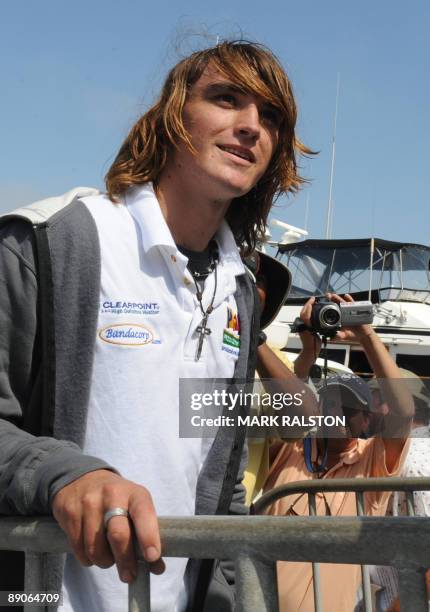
left=0, top=220, right=118, bottom=515
left=365, top=437, right=411, bottom=512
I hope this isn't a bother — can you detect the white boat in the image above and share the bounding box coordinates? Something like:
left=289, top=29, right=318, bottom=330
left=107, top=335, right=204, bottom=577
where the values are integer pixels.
left=267, top=237, right=430, bottom=380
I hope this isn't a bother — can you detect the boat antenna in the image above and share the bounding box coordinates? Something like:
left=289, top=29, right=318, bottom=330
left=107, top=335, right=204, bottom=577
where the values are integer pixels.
left=327, top=198, right=335, bottom=238
left=370, top=181, right=376, bottom=238
left=325, top=73, right=340, bottom=239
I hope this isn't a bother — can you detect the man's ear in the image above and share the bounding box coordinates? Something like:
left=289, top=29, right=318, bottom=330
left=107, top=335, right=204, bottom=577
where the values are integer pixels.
left=363, top=412, right=371, bottom=424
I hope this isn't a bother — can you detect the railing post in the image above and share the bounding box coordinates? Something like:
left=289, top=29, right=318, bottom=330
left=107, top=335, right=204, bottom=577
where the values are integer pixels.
left=128, top=560, right=151, bottom=612
left=398, top=566, right=427, bottom=612
left=235, top=555, right=279, bottom=612
left=24, top=552, right=45, bottom=592
left=24, top=552, right=46, bottom=612
left=406, top=491, right=415, bottom=517
left=308, top=493, right=323, bottom=612
left=355, top=491, right=372, bottom=612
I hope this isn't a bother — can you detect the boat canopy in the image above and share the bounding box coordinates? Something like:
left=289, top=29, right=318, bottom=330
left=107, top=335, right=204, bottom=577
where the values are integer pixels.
left=277, top=238, right=430, bottom=304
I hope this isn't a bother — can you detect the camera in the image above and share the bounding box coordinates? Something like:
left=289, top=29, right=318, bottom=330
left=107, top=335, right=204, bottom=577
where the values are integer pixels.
left=310, top=298, right=374, bottom=336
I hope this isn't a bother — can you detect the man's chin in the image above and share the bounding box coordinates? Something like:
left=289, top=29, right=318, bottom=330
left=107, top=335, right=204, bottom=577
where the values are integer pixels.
left=213, top=169, right=261, bottom=199
left=225, top=183, right=258, bottom=201
left=209, top=183, right=254, bottom=204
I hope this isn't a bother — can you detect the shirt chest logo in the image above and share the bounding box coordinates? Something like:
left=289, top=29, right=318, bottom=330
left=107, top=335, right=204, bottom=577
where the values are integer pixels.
left=99, top=323, right=156, bottom=346
left=101, top=300, right=160, bottom=316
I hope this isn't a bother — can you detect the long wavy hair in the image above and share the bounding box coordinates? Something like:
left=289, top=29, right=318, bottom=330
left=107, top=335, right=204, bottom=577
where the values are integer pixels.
left=105, top=40, right=314, bottom=252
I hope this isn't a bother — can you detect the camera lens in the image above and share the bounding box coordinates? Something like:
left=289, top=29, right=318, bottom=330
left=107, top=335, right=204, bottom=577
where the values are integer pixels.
left=319, top=305, right=341, bottom=327
left=323, top=310, right=340, bottom=324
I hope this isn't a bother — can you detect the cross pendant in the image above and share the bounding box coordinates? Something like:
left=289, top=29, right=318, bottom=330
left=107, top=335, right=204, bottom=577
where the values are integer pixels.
left=195, top=315, right=212, bottom=361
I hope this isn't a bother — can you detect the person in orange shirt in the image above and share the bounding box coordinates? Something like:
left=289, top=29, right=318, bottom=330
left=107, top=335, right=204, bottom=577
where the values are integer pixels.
left=262, top=293, right=413, bottom=612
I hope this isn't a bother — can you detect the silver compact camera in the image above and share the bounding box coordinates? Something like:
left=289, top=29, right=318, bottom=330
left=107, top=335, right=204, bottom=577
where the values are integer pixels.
left=310, top=297, right=374, bottom=336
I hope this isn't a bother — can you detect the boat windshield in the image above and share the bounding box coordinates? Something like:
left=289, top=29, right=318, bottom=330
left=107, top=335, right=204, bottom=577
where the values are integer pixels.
left=278, top=242, right=430, bottom=304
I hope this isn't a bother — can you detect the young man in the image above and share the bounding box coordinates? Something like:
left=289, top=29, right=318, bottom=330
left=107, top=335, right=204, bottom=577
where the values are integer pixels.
left=262, top=293, right=413, bottom=612
left=0, top=41, right=310, bottom=611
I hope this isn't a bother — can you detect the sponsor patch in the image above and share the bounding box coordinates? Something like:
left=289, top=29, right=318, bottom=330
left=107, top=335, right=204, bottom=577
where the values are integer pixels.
left=222, top=328, right=240, bottom=357
left=101, top=300, right=160, bottom=316
left=99, top=323, right=156, bottom=346
left=222, top=345, right=240, bottom=357
left=223, top=329, right=240, bottom=349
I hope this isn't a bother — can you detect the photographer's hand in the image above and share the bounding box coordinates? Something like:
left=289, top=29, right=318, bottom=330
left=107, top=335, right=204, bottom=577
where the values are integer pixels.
left=294, top=297, right=322, bottom=379
left=325, top=293, right=374, bottom=343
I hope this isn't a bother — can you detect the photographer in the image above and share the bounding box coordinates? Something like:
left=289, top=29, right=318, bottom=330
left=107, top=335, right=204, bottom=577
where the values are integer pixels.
left=261, top=292, right=413, bottom=612
left=242, top=251, right=319, bottom=504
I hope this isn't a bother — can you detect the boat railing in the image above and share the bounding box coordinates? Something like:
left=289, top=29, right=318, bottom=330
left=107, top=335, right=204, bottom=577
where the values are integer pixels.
left=0, top=476, right=429, bottom=611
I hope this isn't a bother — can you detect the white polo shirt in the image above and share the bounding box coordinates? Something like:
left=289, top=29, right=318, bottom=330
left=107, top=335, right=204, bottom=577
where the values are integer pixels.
left=61, top=184, right=245, bottom=612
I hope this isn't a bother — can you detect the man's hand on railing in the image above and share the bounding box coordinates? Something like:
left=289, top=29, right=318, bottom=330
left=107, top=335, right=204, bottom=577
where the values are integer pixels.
left=51, top=469, right=165, bottom=583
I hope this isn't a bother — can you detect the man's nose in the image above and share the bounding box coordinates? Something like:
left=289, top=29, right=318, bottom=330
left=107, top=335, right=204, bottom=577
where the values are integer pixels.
left=235, top=103, right=261, bottom=138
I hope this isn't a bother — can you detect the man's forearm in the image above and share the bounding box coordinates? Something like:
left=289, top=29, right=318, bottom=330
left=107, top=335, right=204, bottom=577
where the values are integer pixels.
left=256, top=344, right=318, bottom=419
left=257, top=343, right=298, bottom=380
left=293, top=330, right=320, bottom=380
left=360, top=331, right=414, bottom=418
left=294, top=350, right=317, bottom=380
left=0, top=418, right=117, bottom=515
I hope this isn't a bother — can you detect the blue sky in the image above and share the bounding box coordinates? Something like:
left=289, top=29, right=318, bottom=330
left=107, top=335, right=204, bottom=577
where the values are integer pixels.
left=1, top=1, right=429, bottom=245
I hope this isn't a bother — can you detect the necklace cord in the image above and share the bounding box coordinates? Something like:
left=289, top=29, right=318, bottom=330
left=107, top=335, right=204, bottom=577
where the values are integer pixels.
left=189, top=240, right=219, bottom=361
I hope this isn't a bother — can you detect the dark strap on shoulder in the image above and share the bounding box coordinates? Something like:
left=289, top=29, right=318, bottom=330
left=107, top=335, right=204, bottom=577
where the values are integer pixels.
left=34, top=225, right=56, bottom=436
left=189, top=281, right=260, bottom=612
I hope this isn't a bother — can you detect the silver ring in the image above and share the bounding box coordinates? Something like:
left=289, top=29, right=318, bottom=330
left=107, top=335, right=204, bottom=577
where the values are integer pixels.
left=103, top=507, right=129, bottom=529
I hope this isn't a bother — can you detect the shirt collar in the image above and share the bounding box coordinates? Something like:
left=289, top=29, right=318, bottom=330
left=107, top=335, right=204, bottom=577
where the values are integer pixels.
left=311, top=439, right=362, bottom=473
left=125, top=183, right=178, bottom=253
left=215, top=220, right=246, bottom=278
left=338, top=439, right=362, bottom=465
left=125, top=182, right=246, bottom=277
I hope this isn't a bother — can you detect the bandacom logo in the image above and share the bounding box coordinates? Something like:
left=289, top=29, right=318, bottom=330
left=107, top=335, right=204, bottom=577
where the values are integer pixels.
left=99, top=323, right=154, bottom=346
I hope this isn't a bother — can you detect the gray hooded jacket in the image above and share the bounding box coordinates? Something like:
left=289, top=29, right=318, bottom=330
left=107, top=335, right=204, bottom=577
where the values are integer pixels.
left=0, top=189, right=259, bottom=611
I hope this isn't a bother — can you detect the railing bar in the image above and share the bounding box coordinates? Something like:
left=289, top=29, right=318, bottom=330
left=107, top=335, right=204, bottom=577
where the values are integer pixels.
left=406, top=491, right=416, bottom=517
left=355, top=492, right=372, bottom=612
left=253, top=476, right=430, bottom=514
left=235, top=555, right=279, bottom=612
left=1, top=516, right=430, bottom=566
left=398, top=566, right=428, bottom=612
left=308, top=493, right=323, bottom=612
left=129, top=560, right=151, bottom=612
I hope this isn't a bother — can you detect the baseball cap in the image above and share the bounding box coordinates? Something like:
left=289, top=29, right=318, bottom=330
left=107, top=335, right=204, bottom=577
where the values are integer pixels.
left=244, top=251, right=291, bottom=329
left=318, top=374, right=373, bottom=411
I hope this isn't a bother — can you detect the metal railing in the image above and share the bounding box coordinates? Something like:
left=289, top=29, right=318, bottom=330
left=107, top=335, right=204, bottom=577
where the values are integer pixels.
left=253, top=476, right=430, bottom=612
left=0, top=477, right=429, bottom=612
